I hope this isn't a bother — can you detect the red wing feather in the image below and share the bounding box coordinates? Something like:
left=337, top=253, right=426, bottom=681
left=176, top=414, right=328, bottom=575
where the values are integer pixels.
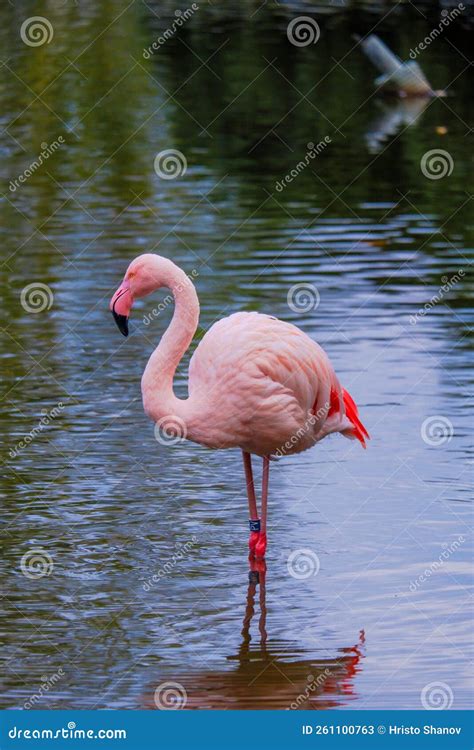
left=342, top=388, right=370, bottom=448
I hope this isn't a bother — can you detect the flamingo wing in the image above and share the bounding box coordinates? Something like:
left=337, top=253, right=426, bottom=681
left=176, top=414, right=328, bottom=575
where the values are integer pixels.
left=188, top=312, right=361, bottom=455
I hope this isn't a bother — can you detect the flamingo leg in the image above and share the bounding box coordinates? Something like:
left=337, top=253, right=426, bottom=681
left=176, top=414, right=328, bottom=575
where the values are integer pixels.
left=243, top=451, right=260, bottom=553
left=255, top=456, right=269, bottom=558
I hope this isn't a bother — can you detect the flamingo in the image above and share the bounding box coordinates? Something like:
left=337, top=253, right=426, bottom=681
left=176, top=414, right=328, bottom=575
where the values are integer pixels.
left=110, top=253, right=369, bottom=558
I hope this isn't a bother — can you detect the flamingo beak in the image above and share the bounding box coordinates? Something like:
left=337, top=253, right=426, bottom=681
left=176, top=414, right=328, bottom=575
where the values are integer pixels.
left=110, top=279, right=132, bottom=337
left=113, top=309, right=129, bottom=337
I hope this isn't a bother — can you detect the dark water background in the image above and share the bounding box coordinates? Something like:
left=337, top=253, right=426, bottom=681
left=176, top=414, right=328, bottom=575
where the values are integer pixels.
left=0, top=1, right=472, bottom=710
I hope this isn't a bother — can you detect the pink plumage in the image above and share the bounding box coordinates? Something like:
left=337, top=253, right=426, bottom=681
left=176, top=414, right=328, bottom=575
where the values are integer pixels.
left=110, top=253, right=369, bottom=557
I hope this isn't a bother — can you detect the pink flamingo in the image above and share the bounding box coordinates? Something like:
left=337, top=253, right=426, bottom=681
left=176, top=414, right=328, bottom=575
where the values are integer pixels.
left=110, top=254, right=369, bottom=558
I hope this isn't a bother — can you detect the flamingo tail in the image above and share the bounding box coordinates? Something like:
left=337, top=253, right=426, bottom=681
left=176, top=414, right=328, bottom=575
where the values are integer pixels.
left=341, top=388, right=370, bottom=448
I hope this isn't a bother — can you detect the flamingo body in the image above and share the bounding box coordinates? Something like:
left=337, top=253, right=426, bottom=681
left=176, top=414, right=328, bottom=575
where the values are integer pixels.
left=110, top=253, right=369, bottom=556
left=187, top=311, right=358, bottom=457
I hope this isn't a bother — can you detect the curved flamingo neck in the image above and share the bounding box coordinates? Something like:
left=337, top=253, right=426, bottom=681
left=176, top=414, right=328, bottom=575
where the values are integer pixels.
left=141, top=261, right=199, bottom=423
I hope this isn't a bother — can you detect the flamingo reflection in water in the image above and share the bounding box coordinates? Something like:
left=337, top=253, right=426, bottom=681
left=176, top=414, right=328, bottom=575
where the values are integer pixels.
left=146, top=560, right=365, bottom=710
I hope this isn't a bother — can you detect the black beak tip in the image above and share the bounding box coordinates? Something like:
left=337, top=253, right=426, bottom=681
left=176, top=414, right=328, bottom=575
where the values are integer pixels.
left=112, top=310, right=129, bottom=337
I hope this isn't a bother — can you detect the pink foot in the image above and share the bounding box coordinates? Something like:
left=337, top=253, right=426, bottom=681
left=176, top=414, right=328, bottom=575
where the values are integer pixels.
left=249, top=531, right=260, bottom=554
left=255, top=532, right=267, bottom=558
left=252, top=557, right=267, bottom=575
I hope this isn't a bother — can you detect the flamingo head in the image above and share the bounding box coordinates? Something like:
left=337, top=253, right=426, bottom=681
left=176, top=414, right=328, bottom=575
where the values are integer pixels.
left=110, top=254, right=162, bottom=337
